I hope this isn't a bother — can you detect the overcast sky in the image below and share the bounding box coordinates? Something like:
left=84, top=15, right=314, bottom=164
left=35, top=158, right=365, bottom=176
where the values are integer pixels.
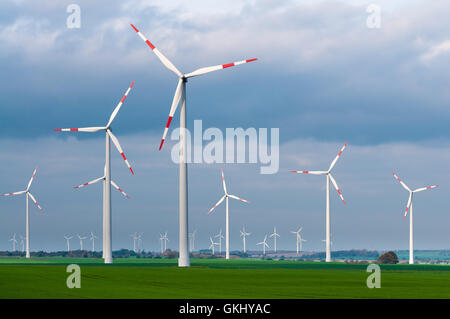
left=1, top=0, right=450, bottom=253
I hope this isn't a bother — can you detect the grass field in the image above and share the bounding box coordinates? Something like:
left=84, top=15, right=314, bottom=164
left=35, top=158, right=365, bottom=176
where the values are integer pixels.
left=0, top=257, right=449, bottom=299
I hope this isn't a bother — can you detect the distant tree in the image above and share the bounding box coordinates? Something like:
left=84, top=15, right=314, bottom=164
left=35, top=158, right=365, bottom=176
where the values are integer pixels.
left=376, top=251, right=399, bottom=264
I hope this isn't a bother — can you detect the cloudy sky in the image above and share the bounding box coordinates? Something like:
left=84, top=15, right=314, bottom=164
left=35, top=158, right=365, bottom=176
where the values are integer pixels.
left=1, top=0, right=449, bottom=253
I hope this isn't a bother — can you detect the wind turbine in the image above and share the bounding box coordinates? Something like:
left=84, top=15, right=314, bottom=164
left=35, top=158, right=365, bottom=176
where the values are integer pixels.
left=19, top=235, right=25, bottom=252
left=257, top=235, right=270, bottom=255
left=137, top=232, right=143, bottom=253
left=214, top=229, right=225, bottom=255
left=159, top=233, right=165, bottom=254
left=64, top=235, right=73, bottom=252
left=78, top=234, right=87, bottom=251
left=392, top=172, right=439, bottom=264
left=209, top=237, right=219, bottom=255
left=55, top=81, right=135, bottom=264
left=90, top=232, right=97, bottom=251
left=131, top=24, right=257, bottom=267
left=269, top=227, right=280, bottom=253
left=1, top=167, right=43, bottom=258
left=162, top=232, right=169, bottom=252
left=130, top=232, right=138, bottom=252
left=240, top=227, right=251, bottom=253
left=208, top=169, right=250, bottom=259
left=9, top=233, right=17, bottom=251
left=189, top=229, right=197, bottom=252
left=291, top=227, right=306, bottom=256
left=291, top=142, right=348, bottom=262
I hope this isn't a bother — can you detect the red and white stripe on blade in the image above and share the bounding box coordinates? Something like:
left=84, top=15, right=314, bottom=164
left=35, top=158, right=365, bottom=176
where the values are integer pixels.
left=414, top=185, right=440, bottom=193
left=130, top=24, right=182, bottom=78
left=228, top=194, right=250, bottom=204
left=392, top=172, right=411, bottom=191
left=221, top=168, right=227, bottom=194
left=27, top=193, right=43, bottom=211
left=404, top=192, right=412, bottom=219
left=290, top=171, right=327, bottom=175
left=1, top=190, right=26, bottom=196
left=329, top=174, right=346, bottom=204
left=26, top=167, right=37, bottom=191
left=107, top=81, right=135, bottom=128
left=185, top=58, right=258, bottom=78
left=159, top=78, right=183, bottom=150
left=53, top=127, right=105, bottom=132
left=207, top=195, right=226, bottom=215
left=107, top=129, right=134, bottom=175
left=328, top=142, right=348, bottom=171
left=74, top=177, right=104, bottom=189
left=111, top=180, right=130, bottom=199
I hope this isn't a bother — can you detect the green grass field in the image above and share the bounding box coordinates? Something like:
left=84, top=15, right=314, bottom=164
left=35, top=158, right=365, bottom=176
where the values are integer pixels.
left=0, top=257, right=449, bottom=299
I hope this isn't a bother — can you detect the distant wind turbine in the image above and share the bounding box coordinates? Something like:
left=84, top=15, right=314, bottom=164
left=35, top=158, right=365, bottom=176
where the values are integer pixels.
left=90, top=232, right=97, bottom=252
left=64, top=235, right=73, bottom=252
left=257, top=235, right=270, bottom=255
left=240, top=227, right=251, bottom=253
left=392, top=172, right=439, bottom=264
left=131, top=23, right=257, bottom=267
left=291, top=227, right=306, bottom=256
left=9, top=233, right=17, bottom=251
left=269, top=227, right=280, bottom=253
left=130, top=232, right=138, bottom=252
left=189, top=229, right=197, bottom=252
left=78, top=234, right=87, bottom=251
left=291, top=142, right=348, bottom=262
left=209, top=237, right=219, bottom=255
left=215, top=229, right=225, bottom=255
left=1, top=167, right=43, bottom=258
left=19, top=235, right=25, bottom=252
left=208, top=169, right=249, bottom=259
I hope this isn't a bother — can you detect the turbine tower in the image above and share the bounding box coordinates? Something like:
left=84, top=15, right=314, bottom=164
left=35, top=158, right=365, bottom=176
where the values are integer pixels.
left=1, top=167, right=43, bottom=258
left=269, top=227, right=280, bottom=253
left=215, top=229, right=225, bottom=255
left=189, top=229, right=197, bottom=252
left=392, top=172, right=439, bottom=264
left=240, top=227, right=251, bottom=253
left=257, top=235, right=270, bottom=255
left=90, top=232, right=97, bottom=251
left=291, top=142, right=348, bottom=262
left=137, top=232, right=143, bottom=253
left=78, top=234, right=87, bottom=251
left=64, top=235, right=73, bottom=252
left=130, top=232, right=138, bottom=252
left=291, top=227, right=306, bottom=256
left=208, top=169, right=249, bottom=259
left=131, top=24, right=257, bottom=267
left=19, top=235, right=25, bottom=252
left=9, top=233, right=17, bottom=251
left=55, top=81, right=135, bottom=264
left=209, top=237, right=218, bottom=255
left=159, top=233, right=165, bottom=254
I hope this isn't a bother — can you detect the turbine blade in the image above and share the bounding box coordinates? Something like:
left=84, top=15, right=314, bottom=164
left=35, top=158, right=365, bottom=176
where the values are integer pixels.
left=111, top=180, right=130, bottom=199
left=404, top=192, right=412, bottom=219
left=392, top=172, right=411, bottom=191
left=290, top=170, right=327, bottom=175
left=107, top=129, right=134, bottom=175
left=27, top=192, right=43, bottom=211
left=328, top=142, right=348, bottom=171
left=185, top=58, right=258, bottom=78
left=74, top=176, right=104, bottom=189
left=130, top=24, right=182, bottom=77
left=1, top=190, right=26, bottom=196
left=207, top=195, right=226, bottom=215
left=53, top=127, right=105, bottom=132
left=26, top=167, right=37, bottom=191
left=329, top=174, right=346, bottom=204
left=106, top=81, right=135, bottom=128
left=228, top=194, right=250, bottom=203
left=221, top=168, right=227, bottom=194
left=159, top=79, right=183, bottom=150
left=414, top=185, right=440, bottom=192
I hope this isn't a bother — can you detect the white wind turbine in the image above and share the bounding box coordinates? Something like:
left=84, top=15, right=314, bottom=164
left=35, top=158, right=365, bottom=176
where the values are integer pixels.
left=209, top=237, right=219, bottom=255
left=137, top=232, right=143, bottom=253
left=208, top=169, right=250, bottom=259
left=1, top=167, right=43, bottom=258
left=90, top=231, right=97, bottom=252
left=392, top=172, right=439, bottom=264
left=291, top=142, right=348, bottom=262
left=130, top=232, right=138, bottom=252
left=78, top=234, right=87, bottom=251
left=215, top=229, right=225, bottom=255
left=257, top=235, right=270, bottom=255
left=162, top=232, right=169, bottom=253
left=74, top=167, right=130, bottom=258
left=291, top=227, right=306, bottom=256
left=240, top=227, right=251, bottom=253
left=159, top=233, right=165, bottom=254
left=55, top=81, right=135, bottom=264
left=131, top=24, right=257, bottom=267
left=9, top=233, right=17, bottom=251
left=64, top=235, right=73, bottom=252
left=189, top=229, right=197, bottom=252
left=19, top=235, right=25, bottom=252
left=269, top=227, right=280, bottom=253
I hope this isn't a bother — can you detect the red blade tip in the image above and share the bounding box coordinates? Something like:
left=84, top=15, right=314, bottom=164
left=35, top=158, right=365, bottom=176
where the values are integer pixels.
left=130, top=24, right=138, bottom=32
